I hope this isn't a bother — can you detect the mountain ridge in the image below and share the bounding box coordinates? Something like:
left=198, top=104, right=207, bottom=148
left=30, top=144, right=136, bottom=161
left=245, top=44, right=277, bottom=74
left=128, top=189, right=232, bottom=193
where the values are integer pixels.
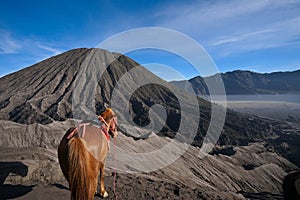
left=171, top=69, right=300, bottom=95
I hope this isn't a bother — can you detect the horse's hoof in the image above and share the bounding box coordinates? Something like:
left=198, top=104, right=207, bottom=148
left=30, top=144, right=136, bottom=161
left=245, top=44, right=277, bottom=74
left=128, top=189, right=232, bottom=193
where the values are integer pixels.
left=101, top=191, right=108, bottom=198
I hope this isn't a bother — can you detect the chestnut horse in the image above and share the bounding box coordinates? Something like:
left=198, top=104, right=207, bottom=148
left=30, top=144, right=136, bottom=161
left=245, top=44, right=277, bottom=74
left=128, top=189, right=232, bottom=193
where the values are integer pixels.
left=58, top=108, right=118, bottom=200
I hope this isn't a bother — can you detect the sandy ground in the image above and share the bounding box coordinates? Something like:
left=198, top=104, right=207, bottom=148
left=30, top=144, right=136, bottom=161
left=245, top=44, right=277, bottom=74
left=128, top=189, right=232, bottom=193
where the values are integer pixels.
left=0, top=118, right=299, bottom=199
left=1, top=141, right=297, bottom=200
left=0, top=163, right=205, bottom=200
left=0, top=184, right=69, bottom=200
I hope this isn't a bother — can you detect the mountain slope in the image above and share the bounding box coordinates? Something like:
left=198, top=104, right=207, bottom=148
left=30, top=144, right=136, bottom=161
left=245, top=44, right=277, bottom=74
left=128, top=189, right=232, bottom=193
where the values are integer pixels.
left=0, top=48, right=90, bottom=124
left=171, top=70, right=300, bottom=95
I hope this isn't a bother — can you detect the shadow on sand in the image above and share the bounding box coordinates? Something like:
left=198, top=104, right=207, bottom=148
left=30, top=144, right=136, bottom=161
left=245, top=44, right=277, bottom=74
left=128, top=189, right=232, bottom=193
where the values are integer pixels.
left=51, top=183, right=69, bottom=190
left=0, top=161, right=28, bottom=184
left=0, top=184, right=35, bottom=200
left=0, top=161, right=33, bottom=200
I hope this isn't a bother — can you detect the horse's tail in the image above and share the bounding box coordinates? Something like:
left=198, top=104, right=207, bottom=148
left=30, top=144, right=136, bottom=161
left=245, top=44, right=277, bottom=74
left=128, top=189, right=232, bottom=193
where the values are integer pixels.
left=68, top=136, right=91, bottom=200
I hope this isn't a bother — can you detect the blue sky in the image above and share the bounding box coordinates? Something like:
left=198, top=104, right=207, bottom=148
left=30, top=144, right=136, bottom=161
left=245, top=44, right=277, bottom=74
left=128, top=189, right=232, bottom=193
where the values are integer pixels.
left=1, top=0, right=300, bottom=80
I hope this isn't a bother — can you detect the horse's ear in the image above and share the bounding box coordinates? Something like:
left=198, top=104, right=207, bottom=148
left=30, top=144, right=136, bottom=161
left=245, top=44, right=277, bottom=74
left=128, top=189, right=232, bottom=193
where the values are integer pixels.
left=104, top=103, right=109, bottom=109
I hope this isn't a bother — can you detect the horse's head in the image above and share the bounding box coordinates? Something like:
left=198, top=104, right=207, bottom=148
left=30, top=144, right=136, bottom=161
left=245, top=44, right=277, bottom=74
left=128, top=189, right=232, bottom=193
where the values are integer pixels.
left=99, top=108, right=118, bottom=138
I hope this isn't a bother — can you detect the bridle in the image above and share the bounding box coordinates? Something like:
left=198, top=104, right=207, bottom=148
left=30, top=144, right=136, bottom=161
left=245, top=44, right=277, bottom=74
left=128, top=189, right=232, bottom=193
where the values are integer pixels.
left=99, top=115, right=118, bottom=138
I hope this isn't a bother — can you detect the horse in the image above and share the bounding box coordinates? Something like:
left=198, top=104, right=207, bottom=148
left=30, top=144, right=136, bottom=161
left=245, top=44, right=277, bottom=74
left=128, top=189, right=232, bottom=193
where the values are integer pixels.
left=58, top=108, right=118, bottom=200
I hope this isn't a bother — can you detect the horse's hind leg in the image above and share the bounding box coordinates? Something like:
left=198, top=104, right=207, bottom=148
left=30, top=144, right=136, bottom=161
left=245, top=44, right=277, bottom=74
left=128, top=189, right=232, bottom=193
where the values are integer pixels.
left=99, top=162, right=108, bottom=198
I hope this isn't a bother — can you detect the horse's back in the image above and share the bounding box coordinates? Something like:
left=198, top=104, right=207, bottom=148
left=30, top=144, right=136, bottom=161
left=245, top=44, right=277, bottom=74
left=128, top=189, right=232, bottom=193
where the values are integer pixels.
left=79, top=125, right=109, bottom=163
left=58, top=125, right=108, bottom=178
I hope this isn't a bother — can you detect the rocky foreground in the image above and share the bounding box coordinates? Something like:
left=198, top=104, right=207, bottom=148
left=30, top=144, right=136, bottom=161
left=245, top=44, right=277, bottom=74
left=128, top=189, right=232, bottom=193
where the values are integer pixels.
left=0, top=119, right=299, bottom=200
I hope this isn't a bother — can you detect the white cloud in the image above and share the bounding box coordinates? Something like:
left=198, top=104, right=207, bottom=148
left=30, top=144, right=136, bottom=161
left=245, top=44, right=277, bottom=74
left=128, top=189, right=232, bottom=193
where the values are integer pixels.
left=0, top=30, right=64, bottom=77
left=22, top=41, right=64, bottom=64
left=36, top=43, right=62, bottom=55
left=157, top=0, right=274, bottom=29
left=157, top=0, right=299, bottom=30
left=211, top=16, right=300, bottom=57
left=213, top=29, right=277, bottom=46
left=0, top=30, right=21, bottom=54
left=0, top=29, right=62, bottom=57
left=154, top=0, right=300, bottom=57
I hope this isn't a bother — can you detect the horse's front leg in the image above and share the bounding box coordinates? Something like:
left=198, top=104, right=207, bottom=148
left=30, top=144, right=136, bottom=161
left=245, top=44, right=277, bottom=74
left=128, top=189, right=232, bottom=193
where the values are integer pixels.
left=99, top=162, right=108, bottom=198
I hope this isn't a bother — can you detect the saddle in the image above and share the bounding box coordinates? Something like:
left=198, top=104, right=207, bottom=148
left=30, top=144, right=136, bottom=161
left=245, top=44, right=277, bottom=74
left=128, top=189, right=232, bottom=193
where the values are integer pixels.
left=67, top=121, right=111, bottom=162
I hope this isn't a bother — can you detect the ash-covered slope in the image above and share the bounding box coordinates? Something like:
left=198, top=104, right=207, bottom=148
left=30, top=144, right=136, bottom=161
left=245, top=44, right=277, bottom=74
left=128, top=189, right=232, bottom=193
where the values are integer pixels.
left=0, top=48, right=90, bottom=124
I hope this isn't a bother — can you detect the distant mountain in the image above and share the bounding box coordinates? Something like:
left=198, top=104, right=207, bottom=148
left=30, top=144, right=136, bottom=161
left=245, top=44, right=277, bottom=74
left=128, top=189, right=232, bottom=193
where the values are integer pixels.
left=171, top=70, right=300, bottom=95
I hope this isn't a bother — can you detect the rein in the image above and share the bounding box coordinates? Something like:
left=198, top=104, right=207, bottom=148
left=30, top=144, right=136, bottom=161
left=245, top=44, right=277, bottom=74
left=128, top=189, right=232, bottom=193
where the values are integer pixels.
left=98, top=115, right=117, bottom=138
left=99, top=115, right=119, bottom=199
left=113, top=137, right=118, bottom=200
left=100, top=125, right=111, bottom=141
left=67, top=123, right=90, bottom=139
